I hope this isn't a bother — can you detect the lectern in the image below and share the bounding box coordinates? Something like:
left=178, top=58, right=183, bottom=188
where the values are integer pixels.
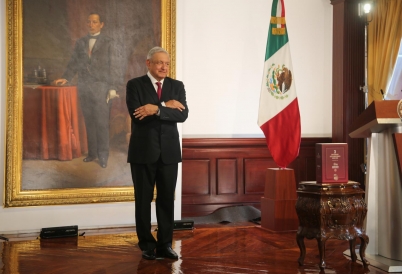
left=349, top=100, right=402, bottom=272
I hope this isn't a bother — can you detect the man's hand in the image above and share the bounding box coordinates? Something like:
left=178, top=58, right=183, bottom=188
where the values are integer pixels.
left=54, top=79, right=68, bottom=86
left=134, top=104, right=159, bottom=120
left=165, top=100, right=185, bottom=111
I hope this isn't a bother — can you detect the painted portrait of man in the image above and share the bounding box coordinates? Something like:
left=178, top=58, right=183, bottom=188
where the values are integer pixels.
left=21, top=0, right=162, bottom=191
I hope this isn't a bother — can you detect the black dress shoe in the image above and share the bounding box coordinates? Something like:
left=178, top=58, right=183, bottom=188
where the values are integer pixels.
left=142, top=249, right=156, bottom=260
left=83, top=156, right=96, bottom=162
left=156, top=247, right=178, bottom=260
left=99, top=157, right=107, bottom=168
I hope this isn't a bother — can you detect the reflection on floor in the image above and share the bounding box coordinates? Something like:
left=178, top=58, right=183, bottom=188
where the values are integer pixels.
left=0, top=222, right=388, bottom=274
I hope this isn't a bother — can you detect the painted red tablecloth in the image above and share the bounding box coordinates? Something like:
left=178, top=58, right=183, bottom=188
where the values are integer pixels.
left=23, top=85, right=88, bottom=160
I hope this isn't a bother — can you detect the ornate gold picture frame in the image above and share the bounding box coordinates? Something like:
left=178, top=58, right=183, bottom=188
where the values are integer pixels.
left=4, top=0, right=176, bottom=207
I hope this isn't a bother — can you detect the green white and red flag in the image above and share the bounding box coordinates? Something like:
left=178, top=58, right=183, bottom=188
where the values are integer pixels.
left=257, top=0, right=301, bottom=168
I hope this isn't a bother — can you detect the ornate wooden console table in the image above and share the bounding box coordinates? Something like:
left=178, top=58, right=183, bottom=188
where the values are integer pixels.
left=295, top=181, right=369, bottom=270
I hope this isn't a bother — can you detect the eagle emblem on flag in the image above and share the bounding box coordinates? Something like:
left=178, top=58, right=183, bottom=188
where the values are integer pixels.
left=266, top=63, right=292, bottom=99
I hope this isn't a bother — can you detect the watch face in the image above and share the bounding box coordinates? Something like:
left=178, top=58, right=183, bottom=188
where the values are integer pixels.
left=397, top=99, right=402, bottom=119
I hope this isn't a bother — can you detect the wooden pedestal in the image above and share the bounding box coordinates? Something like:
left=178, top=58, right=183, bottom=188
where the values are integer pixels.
left=260, top=168, right=298, bottom=232
left=295, top=181, right=369, bottom=270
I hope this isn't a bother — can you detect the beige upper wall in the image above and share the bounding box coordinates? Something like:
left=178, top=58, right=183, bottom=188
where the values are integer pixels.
left=178, top=0, right=333, bottom=138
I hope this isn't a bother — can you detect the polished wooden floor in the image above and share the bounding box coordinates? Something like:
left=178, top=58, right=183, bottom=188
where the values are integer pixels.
left=0, top=223, right=393, bottom=274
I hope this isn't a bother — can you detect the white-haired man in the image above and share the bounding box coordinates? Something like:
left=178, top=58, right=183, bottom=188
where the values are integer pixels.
left=126, top=47, right=189, bottom=260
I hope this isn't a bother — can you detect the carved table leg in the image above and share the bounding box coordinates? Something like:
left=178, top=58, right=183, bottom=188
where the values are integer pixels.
left=359, top=235, right=370, bottom=268
left=296, top=233, right=306, bottom=266
left=349, top=238, right=357, bottom=262
left=316, top=238, right=327, bottom=270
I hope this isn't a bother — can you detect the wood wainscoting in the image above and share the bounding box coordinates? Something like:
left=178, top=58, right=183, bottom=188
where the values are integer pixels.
left=181, top=137, right=331, bottom=217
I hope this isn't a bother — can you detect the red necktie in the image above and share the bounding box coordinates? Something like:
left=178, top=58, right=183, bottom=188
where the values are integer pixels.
left=156, top=82, right=162, bottom=100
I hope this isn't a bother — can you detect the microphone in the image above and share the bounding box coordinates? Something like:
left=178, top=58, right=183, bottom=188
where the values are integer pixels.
left=380, top=89, right=385, bottom=100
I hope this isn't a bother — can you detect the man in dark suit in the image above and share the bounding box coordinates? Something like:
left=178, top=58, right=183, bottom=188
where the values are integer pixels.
left=126, top=47, right=188, bottom=260
left=55, top=13, right=120, bottom=168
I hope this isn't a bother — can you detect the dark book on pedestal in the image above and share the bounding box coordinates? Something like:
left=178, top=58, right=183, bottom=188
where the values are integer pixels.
left=316, top=143, right=348, bottom=183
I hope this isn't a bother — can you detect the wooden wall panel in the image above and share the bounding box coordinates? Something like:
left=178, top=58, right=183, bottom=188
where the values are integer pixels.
left=181, top=137, right=331, bottom=217
left=244, top=159, right=272, bottom=194
left=331, top=0, right=365, bottom=187
left=181, top=160, right=210, bottom=195
left=217, top=159, right=237, bottom=194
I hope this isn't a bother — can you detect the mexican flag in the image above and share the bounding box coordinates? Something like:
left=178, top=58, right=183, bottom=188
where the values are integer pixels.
left=257, top=0, right=301, bottom=168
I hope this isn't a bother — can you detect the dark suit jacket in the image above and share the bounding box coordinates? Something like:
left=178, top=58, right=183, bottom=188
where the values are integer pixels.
left=62, top=33, right=121, bottom=95
left=126, top=75, right=189, bottom=164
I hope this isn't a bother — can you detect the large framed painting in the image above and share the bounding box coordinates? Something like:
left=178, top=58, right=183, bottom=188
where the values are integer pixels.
left=5, top=0, right=176, bottom=207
